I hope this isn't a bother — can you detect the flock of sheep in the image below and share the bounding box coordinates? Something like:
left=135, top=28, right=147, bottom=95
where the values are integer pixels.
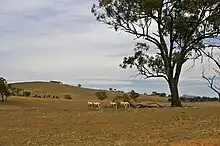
left=87, top=101, right=130, bottom=109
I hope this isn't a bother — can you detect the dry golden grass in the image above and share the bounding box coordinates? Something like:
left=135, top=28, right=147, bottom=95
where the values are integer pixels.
left=0, top=82, right=219, bottom=145
left=0, top=96, right=220, bottom=145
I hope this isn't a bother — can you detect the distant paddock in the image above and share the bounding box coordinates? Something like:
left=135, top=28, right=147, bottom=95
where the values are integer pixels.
left=0, top=96, right=220, bottom=145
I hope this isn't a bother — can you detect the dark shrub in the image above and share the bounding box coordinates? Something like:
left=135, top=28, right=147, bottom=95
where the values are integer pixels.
left=64, top=94, right=72, bottom=99
left=95, top=91, right=107, bottom=101
left=22, top=91, right=31, bottom=97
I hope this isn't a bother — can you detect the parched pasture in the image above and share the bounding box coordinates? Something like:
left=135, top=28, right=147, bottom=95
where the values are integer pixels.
left=1, top=97, right=220, bottom=146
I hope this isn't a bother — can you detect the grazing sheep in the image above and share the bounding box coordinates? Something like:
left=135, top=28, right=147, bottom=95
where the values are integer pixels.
left=88, top=101, right=101, bottom=109
left=88, top=101, right=94, bottom=108
left=93, top=102, right=101, bottom=109
left=120, top=101, right=130, bottom=108
left=109, top=101, right=117, bottom=109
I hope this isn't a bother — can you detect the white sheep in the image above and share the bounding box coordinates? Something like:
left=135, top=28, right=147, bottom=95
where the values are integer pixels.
left=93, top=102, right=101, bottom=109
left=109, top=101, right=117, bottom=109
left=120, top=101, right=130, bottom=108
left=88, top=101, right=94, bottom=108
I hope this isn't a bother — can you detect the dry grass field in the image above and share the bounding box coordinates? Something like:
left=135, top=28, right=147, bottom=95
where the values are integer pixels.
left=0, top=82, right=220, bottom=146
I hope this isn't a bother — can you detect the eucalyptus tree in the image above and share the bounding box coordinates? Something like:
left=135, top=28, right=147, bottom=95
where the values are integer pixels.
left=0, top=77, right=10, bottom=102
left=91, top=0, right=220, bottom=107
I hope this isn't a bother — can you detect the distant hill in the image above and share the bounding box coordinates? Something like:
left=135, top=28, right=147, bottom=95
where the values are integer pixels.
left=182, top=94, right=197, bottom=98
left=10, top=81, right=104, bottom=100
left=10, top=81, right=168, bottom=102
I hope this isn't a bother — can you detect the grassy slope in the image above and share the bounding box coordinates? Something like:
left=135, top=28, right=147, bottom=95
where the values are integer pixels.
left=10, top=81, right=168, bottom=102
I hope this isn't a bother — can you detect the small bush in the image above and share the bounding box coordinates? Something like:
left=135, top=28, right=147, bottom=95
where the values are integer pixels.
left=78, top=84, right=82, bottom=87
left=22, top=91, right=31, bottom=97
left=114, top=93, right=130, bottom=102
left=129, top=90, right=140, bottom=100
left=95, top=91, right=107, bottom=101
left=64, top=94, right=72, bottom=99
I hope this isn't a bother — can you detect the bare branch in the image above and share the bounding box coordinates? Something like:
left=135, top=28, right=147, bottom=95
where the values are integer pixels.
left=202, top=70, right=220, bottom=97
left=138, top=63, right=168, bottom=81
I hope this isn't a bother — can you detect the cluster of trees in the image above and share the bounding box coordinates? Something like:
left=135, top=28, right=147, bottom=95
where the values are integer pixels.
left=22, top=91, right=31, bottom=97
left=109, top=88, right=117, bottom=92
left=109, top=88, right=125, bottom=93
left=151, top=91, right=167, bottom=97
left=95, top=90, right=140, bottom=101
left=49, top=80, right=63, bottom=84
left=33, top=94, right=59, bottom=99
left=7, top=85, right=30, bottom=96
left=91, top=0, right=220, bottom=107
left=168, top=96, right=219, bottom=102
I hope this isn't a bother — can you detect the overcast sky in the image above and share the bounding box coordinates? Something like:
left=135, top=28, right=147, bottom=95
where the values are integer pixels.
left=0, top=0, right=219, bottom=96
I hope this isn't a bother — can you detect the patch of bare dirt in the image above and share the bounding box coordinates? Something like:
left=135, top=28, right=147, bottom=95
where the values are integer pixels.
left=170, top=136, right=220, bottom=146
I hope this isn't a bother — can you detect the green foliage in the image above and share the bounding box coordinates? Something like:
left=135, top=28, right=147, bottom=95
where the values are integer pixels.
left=22, top=91, right=31, bottom=97
left=95, top=91, right=107, bottom=100
left=0, top=77, right=11, bottom=101
left=64, top=94, right=72, bottom=99
left=114, top=93, right=130, bottom=102
left=8, top=85, right=24, bottom=96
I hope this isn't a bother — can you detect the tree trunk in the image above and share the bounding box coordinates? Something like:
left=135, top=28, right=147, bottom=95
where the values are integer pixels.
left=5, top=95, right=8, bottom=101
left=169, top=80, right=182, bottom=107
left=1, top=93, right=4, bottom=102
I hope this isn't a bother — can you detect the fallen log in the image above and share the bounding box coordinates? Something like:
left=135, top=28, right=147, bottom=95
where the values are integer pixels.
left=131, top=103, right=166, bottom=108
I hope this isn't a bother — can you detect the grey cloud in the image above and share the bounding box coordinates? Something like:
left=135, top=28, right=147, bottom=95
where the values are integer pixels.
left=0, top=0, right=96, bottom=37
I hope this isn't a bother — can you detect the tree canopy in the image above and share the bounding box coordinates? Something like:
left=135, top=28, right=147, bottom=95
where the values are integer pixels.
left=0, top=77, right=10, bottom=102
left=91, top=0, right=220, bottom=107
